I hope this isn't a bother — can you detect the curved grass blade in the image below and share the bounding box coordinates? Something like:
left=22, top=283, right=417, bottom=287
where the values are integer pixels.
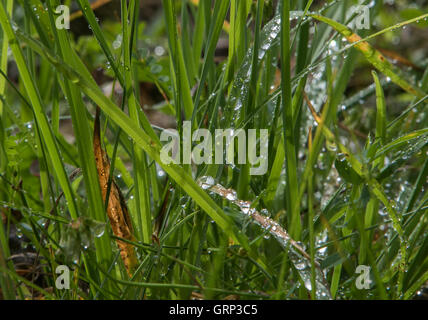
left=309, top=14, right=427, bottom=99
left=374, top=129, right=428, bottom=160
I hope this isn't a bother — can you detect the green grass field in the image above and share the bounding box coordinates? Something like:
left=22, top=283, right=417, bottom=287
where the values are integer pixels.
left=0, top=0, right=427, bottom=300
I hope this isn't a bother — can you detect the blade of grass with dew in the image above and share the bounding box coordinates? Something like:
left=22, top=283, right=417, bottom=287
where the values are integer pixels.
left=309, top=13, right=427, bottom=100
left=228, top=13, right=281, bottom=126
left=296, top=11, right=428, bottom=105
left=280, top=0, right=300, bottom=240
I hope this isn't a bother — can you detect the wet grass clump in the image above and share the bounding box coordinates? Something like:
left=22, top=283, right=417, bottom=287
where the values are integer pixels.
left=0, top=0, right=427, bottom=300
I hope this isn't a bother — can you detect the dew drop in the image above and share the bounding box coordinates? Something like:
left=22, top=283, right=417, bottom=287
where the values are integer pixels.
left=197, top=176, right=215, bottom=190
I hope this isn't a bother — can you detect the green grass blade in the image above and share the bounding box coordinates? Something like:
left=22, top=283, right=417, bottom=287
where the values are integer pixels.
left=280, top=0, right=300, bottom=239
left=309, top=13, right=427, bottom=99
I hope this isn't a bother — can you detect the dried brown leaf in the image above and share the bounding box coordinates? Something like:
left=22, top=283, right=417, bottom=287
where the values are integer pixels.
left=93, top=107, right=137, bottom=276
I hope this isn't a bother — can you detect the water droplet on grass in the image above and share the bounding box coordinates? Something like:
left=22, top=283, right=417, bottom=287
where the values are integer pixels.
left=197, top=176, right=215, bottom=190
left=112, top=34, right=122, bottom=50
